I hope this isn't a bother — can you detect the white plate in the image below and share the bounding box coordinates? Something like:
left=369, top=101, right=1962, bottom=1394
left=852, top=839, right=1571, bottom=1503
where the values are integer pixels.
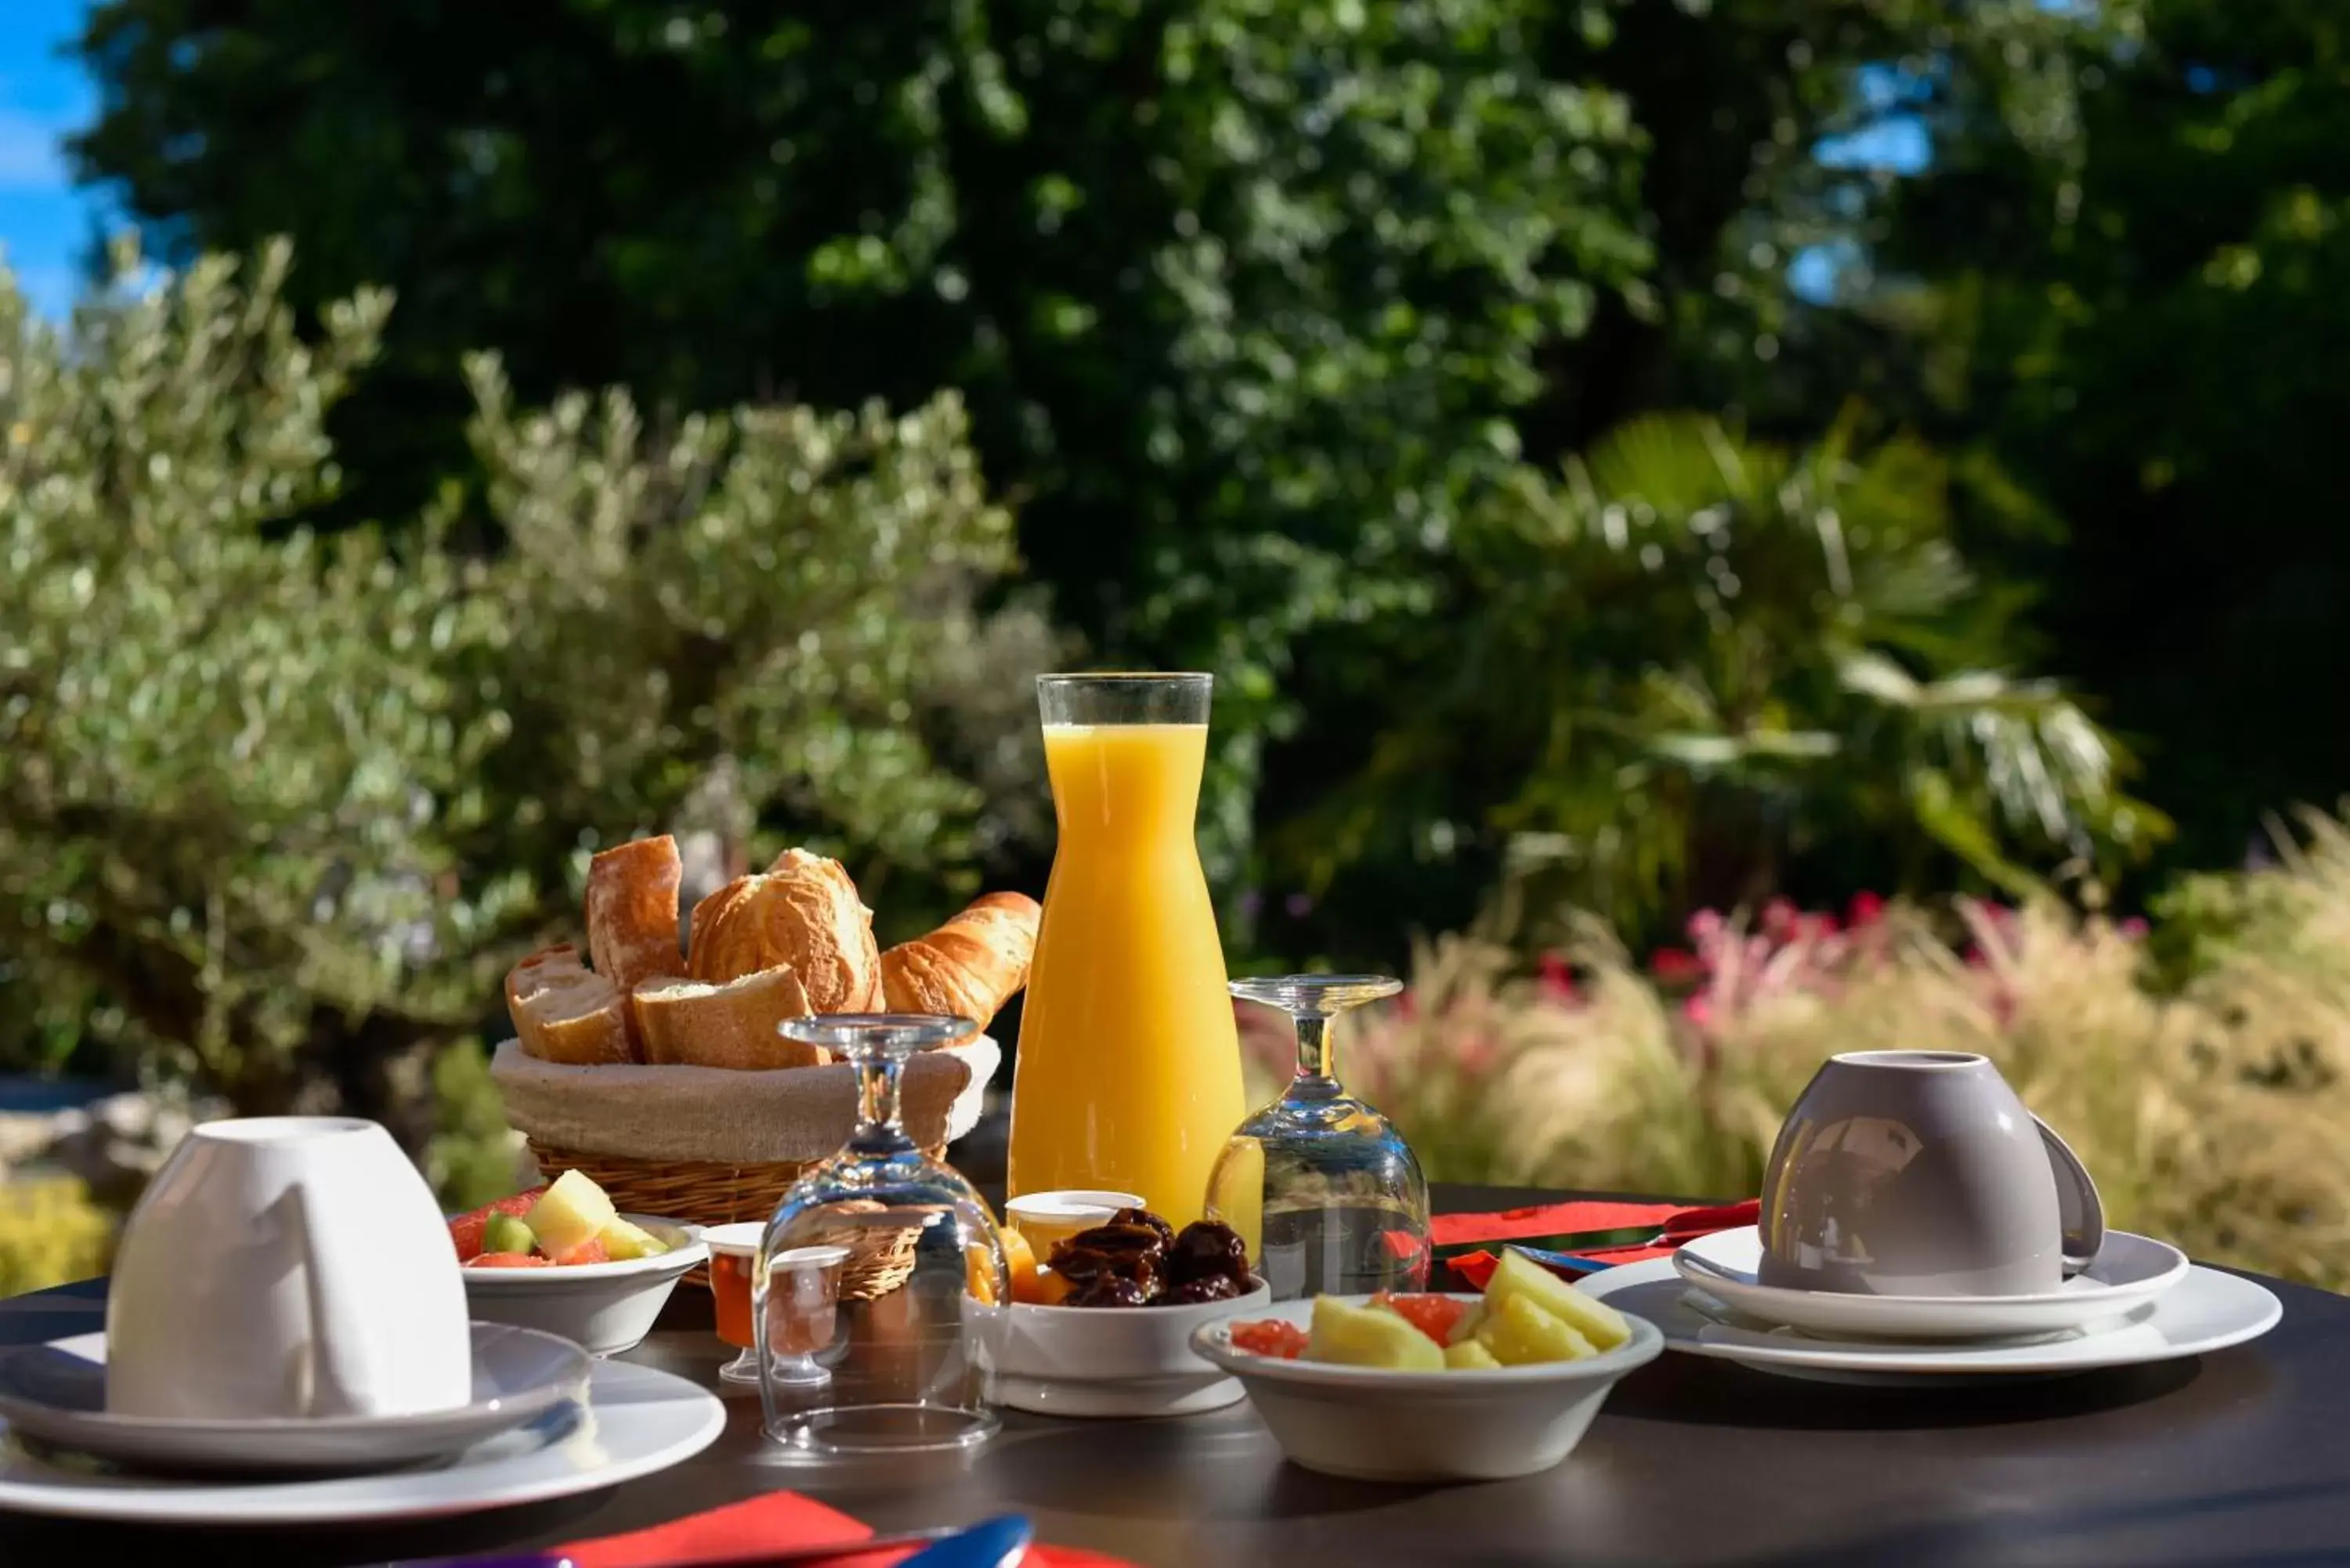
left=0, top=1323, right=590, bottom=1475
left=0, top=1357, right=725, bottom=1524
left=1672, top=1227, right=2190, bottom=1339
left=1581, top=1258, right=2280, bottom=1384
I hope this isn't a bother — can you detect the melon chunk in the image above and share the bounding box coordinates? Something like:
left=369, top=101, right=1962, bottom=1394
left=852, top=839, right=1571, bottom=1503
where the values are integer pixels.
left=1488, top=1247, right=1631, bottom=1351
left=482, top=1212, right=536, bottom=1256
left=1448, top=1301, right=1487, bottom=1346
left=1476, top=1289, right=1596, bottom=1366
left=526, top=1169, right=617, bottom=1258
left=1444, top=1336, right=1503, bottom=1370
left=1307, top=1297, right=1444, bottom=1371
left=597, top=1217, right=670, bottom=1261
left=448, top=1188, right=547, bottom=1261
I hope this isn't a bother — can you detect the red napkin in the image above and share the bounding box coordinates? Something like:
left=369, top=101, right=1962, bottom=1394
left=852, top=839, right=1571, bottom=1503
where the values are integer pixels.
left=1430, top=1198, right=1697, bottom=1249
left=559, top=1492, right=1136, bottom=1568
left=1442, top=1198, right=1759, bottom=1290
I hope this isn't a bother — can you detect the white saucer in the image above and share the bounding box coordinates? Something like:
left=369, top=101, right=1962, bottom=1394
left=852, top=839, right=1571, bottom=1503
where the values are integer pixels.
left=0, top=1355, right=725, bottom=1523
left=0, top=1323, right=591, bottom=1475
left=1672, top=1227, right=2191, bottom=1339
left=1581, top=1258, right=2280, bottom=1385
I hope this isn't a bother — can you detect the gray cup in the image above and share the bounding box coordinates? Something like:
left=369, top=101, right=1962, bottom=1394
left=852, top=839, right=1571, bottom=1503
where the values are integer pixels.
left=1759, top=1050, right=2104, bottom=1297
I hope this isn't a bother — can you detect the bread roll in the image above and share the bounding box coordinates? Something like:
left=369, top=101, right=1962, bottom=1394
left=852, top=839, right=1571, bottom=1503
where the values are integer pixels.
left=506, top=944, right=635, bottom=1065
left=880, top=891, right=1042, bottom=1024
left=685, top=848, right=883, bottom=1010
left=586, top=835, right=685, bottom=992
left=631, top=966, right=826, bottom=1070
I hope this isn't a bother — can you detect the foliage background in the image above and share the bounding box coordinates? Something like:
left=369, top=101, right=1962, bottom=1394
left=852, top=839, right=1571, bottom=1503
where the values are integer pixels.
left=2, top=0, right=2346, bottom=1288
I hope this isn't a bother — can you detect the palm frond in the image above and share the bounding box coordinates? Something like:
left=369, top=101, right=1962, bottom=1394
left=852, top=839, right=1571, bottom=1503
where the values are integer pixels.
left=1314, top=410, right=2167, bottom=929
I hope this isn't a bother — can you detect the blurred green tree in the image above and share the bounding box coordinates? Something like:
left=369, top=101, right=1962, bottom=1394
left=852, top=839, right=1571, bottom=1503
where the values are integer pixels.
left=1528, top=0, right=2120, bottom=450
left=0, top=242, right=1048, bottom=1143
left=70, top=0, right=1653, bottom=900
left=1276, top=412, right=2166, bottom=949
left=1243, top=0, right=2134, bottom=948
left=1872, top=0, right=2350, bottom=873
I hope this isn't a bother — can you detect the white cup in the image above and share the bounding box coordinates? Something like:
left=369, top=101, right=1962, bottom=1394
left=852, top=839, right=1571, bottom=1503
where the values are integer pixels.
left=105, top=1116, right=472, bottom=1420
left=1004, top=1190, right=1148, bottom=1259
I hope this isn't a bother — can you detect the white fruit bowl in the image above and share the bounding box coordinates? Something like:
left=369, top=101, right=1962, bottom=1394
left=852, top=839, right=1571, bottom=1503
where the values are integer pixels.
left=985, top=1277, right=1271, bottom=1418
left=460, top=1215, right=708, bottom=1358
left=1190, top=1292, right=1663, bottom=1482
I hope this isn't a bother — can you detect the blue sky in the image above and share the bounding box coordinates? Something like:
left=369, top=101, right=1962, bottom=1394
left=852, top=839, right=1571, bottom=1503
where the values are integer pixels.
left=0, top=0, right=105, bottom=319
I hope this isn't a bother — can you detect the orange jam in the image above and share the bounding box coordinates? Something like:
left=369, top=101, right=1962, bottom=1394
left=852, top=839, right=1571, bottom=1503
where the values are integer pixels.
left=710, top=1251, right=755, bottom=1349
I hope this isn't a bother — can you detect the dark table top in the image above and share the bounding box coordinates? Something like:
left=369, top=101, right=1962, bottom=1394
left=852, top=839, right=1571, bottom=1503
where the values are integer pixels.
left=2, top=1183, right=2345, bottom=1568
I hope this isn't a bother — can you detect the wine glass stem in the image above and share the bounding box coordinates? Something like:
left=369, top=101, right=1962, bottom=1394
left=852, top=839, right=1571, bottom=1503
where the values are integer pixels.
left=1293, top=1011, right=1336, bottom=1083
left=847, top=1051, right=915, bottom=1156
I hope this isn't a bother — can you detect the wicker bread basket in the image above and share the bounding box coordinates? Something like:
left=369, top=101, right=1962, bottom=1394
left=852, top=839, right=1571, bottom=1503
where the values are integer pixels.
left=490, top=1035, right=998, bottom=1288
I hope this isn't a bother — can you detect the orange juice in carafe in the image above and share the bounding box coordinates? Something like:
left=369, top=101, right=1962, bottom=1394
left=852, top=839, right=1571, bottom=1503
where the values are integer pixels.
left=1009, top=675, right=1243, bottom=1228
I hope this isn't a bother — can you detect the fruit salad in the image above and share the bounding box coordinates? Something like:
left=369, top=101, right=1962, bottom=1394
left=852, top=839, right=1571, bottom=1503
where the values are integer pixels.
left=1229, top=1248, right=1632, bottom=1369
left=447, top=1169, right=673, bottom=1268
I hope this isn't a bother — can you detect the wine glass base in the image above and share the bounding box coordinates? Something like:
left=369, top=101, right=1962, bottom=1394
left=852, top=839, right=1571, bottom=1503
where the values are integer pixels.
left=718, top=1347, right=763, bottom=1386
left=763, top=1403, right=999, bottom=1456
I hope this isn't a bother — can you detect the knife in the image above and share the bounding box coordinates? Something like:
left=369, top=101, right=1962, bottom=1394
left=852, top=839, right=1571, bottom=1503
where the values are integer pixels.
left=413, top=1513, right=1030, bottom=1567
left=1503, top=1244, right=1614, bottom=1277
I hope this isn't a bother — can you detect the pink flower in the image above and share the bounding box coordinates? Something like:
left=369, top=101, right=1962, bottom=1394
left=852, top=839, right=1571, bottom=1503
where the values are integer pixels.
left=1762, top=898, right=1799, bottom=936
left=2119, top=916, right=2149, bottom=940
left=1682, top=993, right=1716, bottom=1031
left=1650, top=947, right=1705, bottom=985
left=1687, top=908, right=1726, bottom=942
left=1455, top=1031, right=1500, bottom=1075
left=1848, top=891, right=1887, bottom=927
left=1535, top=952, right=1578, bottom=1003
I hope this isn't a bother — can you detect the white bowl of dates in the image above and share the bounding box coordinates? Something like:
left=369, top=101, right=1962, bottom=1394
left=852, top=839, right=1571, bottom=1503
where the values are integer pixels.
left=1190, top=1250, right=1663, bottom=1481
left=990, top=1209, right=1268, bottom=1418
left=449, top=1171, right=707, bottom=1358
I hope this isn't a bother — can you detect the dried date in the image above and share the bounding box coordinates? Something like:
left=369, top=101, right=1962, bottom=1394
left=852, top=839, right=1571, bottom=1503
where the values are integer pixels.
left=1111, top=1207, right=1176, bottom=1251
left=1050, top=1222, right=1168, bottom=1301
left=1161, top=1274, right=1244, bottom=1306
left=1166, top=1220, right=1251, bottom=1288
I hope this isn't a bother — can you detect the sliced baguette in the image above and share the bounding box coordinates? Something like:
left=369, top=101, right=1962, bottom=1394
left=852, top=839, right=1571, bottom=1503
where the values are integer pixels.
left=506, top=944, right=636, bottom=1065
left=631, top=964, right=827, bottom=1071
left=586, top=834, right=686, bottom=994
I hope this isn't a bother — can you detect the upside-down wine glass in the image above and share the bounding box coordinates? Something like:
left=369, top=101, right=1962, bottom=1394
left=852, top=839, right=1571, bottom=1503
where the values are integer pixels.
left=755, top=1013, right=1007, bottom=1457
left=1204, top=975, right=1430, bottom=1300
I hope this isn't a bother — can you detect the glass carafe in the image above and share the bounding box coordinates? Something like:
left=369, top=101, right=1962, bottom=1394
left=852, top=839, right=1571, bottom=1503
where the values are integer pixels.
left=1007, top=673, right=1245, bottom=1228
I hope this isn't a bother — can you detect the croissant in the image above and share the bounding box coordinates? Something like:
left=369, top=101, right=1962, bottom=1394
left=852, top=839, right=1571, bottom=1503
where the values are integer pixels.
left=685, top=848, right=884, bottom=1011
left=881, top=891, right=1043, bottom=1025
